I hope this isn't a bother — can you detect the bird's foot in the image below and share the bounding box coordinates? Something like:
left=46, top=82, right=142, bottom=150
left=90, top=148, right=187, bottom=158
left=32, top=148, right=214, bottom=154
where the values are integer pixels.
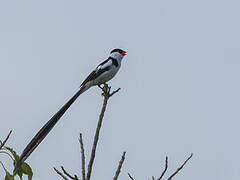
left=98, top=83, right=120, bottom=98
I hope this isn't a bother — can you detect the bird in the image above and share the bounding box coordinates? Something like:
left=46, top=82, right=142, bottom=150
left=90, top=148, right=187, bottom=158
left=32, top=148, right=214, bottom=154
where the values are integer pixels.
left=15, top=48, right=127, bottom=170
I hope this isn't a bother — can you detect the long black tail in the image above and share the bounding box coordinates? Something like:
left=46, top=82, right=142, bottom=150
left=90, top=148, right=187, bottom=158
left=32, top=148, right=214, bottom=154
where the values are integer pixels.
left=15, top=87, right=87, bottom=171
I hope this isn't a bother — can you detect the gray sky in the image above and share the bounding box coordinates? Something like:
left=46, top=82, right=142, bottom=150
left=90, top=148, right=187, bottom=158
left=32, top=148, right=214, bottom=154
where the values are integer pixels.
left=1, top=0, right=240, bottom=179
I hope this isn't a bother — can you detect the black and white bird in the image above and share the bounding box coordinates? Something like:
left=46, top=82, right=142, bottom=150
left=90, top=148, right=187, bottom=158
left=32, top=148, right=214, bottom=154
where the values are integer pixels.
left=15, top=48, right=127, bottom=170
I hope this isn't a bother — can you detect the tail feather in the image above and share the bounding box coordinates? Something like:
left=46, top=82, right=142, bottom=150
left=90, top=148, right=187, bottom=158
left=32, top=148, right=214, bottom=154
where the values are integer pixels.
left=15, top=86, right=88, bottom=171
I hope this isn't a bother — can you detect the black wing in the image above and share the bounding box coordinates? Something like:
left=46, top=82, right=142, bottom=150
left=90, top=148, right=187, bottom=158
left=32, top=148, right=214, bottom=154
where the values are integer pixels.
left=80, top=70, right=97, bottom=86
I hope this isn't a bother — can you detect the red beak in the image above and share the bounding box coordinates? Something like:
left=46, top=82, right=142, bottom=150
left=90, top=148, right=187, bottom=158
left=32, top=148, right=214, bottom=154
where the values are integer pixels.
left=122, top=51, right=127, bottom=56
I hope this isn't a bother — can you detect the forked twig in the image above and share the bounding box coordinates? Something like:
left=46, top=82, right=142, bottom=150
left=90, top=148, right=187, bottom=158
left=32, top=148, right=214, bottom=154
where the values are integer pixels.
left=54, top=166, right=78, bottom=180
left=54, top=167, right=68, bottom=180
left=130, top=154, right=193, bottom=180
left=61, top=166, right=78, bottom=180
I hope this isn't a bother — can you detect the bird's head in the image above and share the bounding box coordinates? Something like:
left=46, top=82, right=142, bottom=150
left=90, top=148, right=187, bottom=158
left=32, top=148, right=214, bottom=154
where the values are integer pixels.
left=110, top=48, right=127, bottom=60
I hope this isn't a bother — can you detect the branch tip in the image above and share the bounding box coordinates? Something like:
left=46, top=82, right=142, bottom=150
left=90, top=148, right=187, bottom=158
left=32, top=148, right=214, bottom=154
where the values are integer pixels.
left=0, top=130, right=12, bottom=149
left=157, top=156, right=168, bottom=180
left=128, top=173, right=135, bottom=180
left=113, top=151, right=126, bottom=180
left=167, top=153, right=193, bottom=180
left=53, top=167, right=68, bottom=180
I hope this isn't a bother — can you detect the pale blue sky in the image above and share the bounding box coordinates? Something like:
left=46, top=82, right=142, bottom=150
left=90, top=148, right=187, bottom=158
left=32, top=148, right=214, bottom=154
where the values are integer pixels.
left=1, top=0, right=240, bottom=179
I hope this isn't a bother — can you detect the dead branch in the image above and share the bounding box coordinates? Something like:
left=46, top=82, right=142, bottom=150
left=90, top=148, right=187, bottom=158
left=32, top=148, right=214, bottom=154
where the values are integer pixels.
left=129, top=154, right=193, bottom=180
left=54, top=166, right=78, bottom=180
left=79, top=133, right=86, bottom=180
left=86, top=84, right=120, bottom=180
left=113, top=151, right=126, bottom=180
left=54, top=84, right=121, bottom=180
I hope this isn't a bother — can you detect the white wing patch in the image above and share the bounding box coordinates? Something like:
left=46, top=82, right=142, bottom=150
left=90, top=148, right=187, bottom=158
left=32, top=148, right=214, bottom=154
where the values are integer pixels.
left=96, top=60, right=112, bottom=71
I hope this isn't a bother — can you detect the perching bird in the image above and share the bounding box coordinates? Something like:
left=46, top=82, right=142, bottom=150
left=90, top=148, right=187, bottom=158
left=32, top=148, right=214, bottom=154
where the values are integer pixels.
left=15, top=48, right=127, bottom=170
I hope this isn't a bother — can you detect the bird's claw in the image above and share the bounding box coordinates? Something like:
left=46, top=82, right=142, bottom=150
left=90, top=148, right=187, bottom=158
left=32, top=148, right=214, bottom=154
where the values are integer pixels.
left=98, top=83, right=120, bottom=98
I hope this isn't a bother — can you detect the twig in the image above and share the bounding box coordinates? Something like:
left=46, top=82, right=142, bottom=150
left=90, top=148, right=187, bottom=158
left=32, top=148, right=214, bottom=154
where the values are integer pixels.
left=152, top=176, right=155, bottom=180
left=109, top=88, right=121, bottom=97
left=86, top=84, right=120, bottom=180
left=79, top=133, right=86, bottom=180
left=167, top=153, right=193, bottom=180
left=0, top=130, right=12, bottom=149
left=113, top=151, right=126, bottom=180
left=61, top=166, right=78, bottom=180
left=158, top=156, right=168, bottom=180
left=128, top=173, right=135, bottom=180
left=53, top=167, right=69, bottom=180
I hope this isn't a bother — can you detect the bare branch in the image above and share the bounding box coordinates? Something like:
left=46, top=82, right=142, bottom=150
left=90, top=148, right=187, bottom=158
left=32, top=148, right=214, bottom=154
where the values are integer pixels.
left=113, top=151, right=126, bottom=180
left=152, top=176, right=155, bottom=180
left=0, top=130, right=12, bottom=149
left=61, top=166, right=78, bottom=180
left=128, top=173, right=135, bottom=180
left=86, top=95, right=107, bottom=180
left=79, top=133, right=86, bottom=180
left=167, top=153, right=193, bottom=180
left=157, top=156, right=168, bottom=180
left=53, top=167, right=69, bottom=180
left=86, top=84, right=120, bottom=180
